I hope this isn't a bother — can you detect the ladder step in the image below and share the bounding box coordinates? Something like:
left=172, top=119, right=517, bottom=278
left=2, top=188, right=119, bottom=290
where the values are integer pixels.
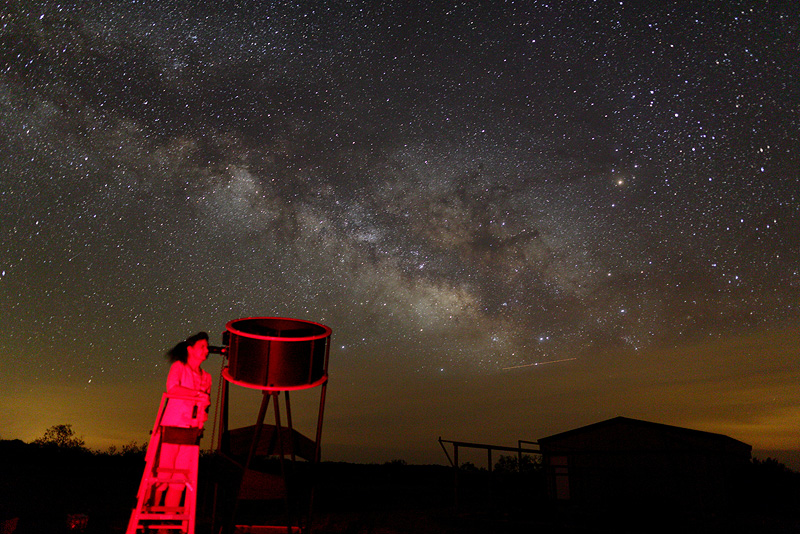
left=147, top=470, right=192, bottom=480
left=139, top=478, right=195, bottom=494
left=157, top=467, right=192, bottom=476
left=132, top=524, right=188, bottom=531
left=137, top=513, right=191, bottom=520
left=145, top=505, right=190, bottom=513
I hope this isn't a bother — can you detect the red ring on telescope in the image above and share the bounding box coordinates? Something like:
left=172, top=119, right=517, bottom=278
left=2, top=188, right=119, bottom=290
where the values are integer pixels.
left=225, top=316, right=332, bottom=342
left=223, top=317, right=331, bottom=390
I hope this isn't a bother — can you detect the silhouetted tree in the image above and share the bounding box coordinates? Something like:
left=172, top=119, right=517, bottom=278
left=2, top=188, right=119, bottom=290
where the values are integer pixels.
left=746, top=457, right=800, bottom=514
left=494, top=453, right=540, bottom=473
left=33, top=424, right=86, bottom=450
left=121, top=440, right=147, bottom=457
left=459, top=461, right=484, bottom=472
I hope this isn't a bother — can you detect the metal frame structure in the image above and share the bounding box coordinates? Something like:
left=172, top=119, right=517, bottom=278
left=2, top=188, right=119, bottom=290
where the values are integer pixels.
left=438, top=437, right=540, bottom=511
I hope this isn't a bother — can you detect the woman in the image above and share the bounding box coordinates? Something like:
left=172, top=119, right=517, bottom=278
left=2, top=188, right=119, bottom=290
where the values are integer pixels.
left=156, top=332, right=212, bottom=508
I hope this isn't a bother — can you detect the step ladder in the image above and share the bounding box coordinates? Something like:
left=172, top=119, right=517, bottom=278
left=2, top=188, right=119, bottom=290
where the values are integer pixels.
left=127, top=392, right=204, bottom=534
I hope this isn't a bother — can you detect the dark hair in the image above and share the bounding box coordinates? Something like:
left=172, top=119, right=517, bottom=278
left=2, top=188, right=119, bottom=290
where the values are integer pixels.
left=166, top=332, right=209, bottom=363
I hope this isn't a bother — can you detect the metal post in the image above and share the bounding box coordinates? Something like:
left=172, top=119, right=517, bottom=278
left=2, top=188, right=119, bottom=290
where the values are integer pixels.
left=306, top=379, right=328, bottom=534
left=284, top=391, right=297, bottom=463
left=271, top=392, right=294, bottom=533
left=487, top=448, right=493, bottom=510
left=453, top=444, right=459, bottom=511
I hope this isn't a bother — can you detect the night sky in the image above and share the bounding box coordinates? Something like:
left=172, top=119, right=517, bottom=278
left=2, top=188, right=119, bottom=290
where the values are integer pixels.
left=2, top=1, right=799, bottom=467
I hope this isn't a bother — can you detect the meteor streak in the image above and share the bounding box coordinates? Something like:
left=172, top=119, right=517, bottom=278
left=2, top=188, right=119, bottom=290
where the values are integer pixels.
left=502, top=357, right=577, bottom=371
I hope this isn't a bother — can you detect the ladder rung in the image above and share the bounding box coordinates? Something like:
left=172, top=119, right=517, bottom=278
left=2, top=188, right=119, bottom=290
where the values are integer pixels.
left=142, top=506, right=190, bottom=513
left=151, top=473, right=191, bottom=481
left=137, top=512, right=191, bottom=520
left=141, top=476, right=194, bottom=490
left=136, top=523, right=186, bottom=531
left=157, top=467, right=192, bottom=475
left=142, top=477, right=192, bottom=486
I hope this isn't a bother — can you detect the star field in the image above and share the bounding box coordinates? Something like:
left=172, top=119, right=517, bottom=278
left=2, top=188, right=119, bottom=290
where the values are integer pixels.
left=1, top=1, right=798, bottom=464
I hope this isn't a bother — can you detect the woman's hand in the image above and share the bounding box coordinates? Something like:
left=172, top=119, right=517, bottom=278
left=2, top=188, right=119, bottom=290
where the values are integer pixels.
left=196, top=391, right=210, bottom=407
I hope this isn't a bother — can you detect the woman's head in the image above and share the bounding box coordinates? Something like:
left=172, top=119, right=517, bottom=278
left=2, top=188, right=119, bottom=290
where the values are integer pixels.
left=167, top=332, right=210, bottom=363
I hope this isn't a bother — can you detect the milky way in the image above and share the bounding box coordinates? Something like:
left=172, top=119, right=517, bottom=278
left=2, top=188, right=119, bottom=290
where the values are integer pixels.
left=1, top=1, right=798, bottom=462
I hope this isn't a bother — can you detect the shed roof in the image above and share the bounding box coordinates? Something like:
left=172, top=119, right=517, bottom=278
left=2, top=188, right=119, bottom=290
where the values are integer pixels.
left=539, top=416, right=751, bottom=455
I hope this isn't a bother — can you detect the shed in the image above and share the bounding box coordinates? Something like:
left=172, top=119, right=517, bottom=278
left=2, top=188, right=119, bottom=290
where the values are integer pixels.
left=538, top=417, right=751, bottom=515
